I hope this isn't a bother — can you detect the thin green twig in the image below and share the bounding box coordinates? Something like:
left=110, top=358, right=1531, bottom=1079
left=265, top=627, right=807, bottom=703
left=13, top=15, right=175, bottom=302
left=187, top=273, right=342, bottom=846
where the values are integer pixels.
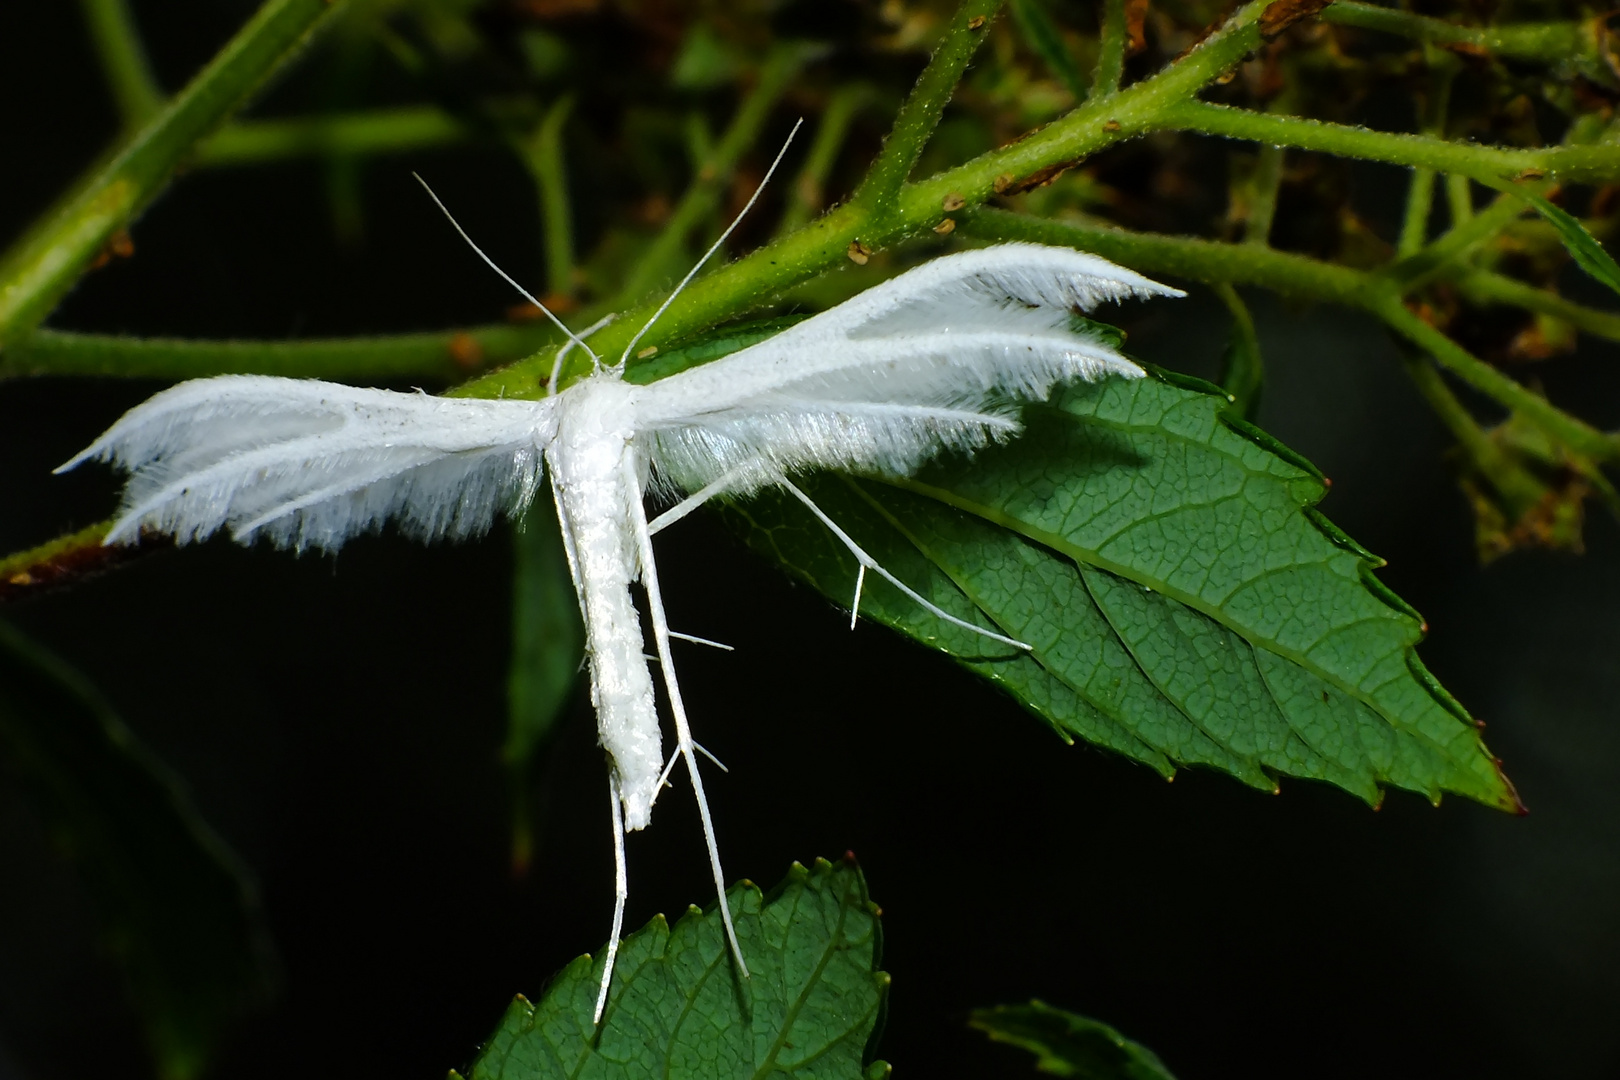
left=0, top=0, right=348, bottom=350
left=1091, top=0, right=1128, bottom=101
left=1244, top=145, right=1284, bottom=247
left=1160, top=100, right=1620, bottom=183
left=1446, top=172, right=1475, bottom=226
left=1455, top=270, right=1620, bottom=344
left=1214, top=283, right=1264, bottom=418
left=851, top=0, right=1005, bottom=214
left=0, top=324, right=555, bottom=382
left=1321, top=1, right=1589, bottom=64
left=197, top=105, right=472, bottom=166
left=522, top=97, right=577, bottom=299
left=78, top=0, right=164, bottom=127
left=1381, top=191, right=1527, bottom=291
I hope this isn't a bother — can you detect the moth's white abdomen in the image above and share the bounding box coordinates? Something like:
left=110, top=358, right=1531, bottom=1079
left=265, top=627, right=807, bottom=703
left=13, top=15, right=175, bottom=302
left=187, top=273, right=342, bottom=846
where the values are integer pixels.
left=548, top=375, right=663, bottom=831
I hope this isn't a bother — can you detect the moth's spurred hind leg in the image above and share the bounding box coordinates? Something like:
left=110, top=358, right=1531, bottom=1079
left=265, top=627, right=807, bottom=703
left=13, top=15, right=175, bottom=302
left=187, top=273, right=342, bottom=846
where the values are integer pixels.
left=593, top=774, right=629, bottom=1025
left=622, top=457, right=749, bottom=980
left=780, top=479, right=1033, bottom=651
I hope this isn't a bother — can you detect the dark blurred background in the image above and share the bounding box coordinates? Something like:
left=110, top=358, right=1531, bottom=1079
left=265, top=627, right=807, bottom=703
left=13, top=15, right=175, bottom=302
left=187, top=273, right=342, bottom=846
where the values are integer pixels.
left=2, top=2, right=1619, bottom=1078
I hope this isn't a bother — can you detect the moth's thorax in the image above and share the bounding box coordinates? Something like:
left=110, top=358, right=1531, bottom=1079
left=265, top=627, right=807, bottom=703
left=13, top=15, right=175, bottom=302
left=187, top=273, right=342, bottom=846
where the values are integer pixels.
left=548, top=371, right=662, bottom=831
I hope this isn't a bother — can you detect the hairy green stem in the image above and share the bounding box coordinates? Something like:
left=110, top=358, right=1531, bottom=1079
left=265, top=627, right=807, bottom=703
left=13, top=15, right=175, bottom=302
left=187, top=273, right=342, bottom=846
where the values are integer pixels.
left=197, top=105, right=471, bottom=166
left=1321, top=2, right=1588, bottom=63
left=0, top=0, right=347, bottom=350
left=79, top=0, right=164, bottom=127
left=1381, top=192, right=1526, bottom=291
left=1160, top=100, right=1620, bottom=183
left=961, top=207, right=1370, bottom=301
left=0, top=324, right=555, bottom=382
left=1456, top=270, right=1620, bottom=343
left=1091, top=0, right=1128, bottom=100
left=852, top=0, right=1005, bottom=213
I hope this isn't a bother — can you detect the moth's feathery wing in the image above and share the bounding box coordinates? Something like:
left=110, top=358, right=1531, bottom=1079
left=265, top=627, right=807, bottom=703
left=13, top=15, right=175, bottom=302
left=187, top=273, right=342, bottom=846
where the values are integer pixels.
left=627, top=243, right=1183, bottom=492
left=66, top=375, right=555, bottom=552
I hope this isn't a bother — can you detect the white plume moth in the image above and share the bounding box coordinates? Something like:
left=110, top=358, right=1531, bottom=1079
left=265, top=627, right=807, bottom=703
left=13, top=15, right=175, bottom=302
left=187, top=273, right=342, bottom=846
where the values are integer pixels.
left=58, top=143, right=1182, bottom=1020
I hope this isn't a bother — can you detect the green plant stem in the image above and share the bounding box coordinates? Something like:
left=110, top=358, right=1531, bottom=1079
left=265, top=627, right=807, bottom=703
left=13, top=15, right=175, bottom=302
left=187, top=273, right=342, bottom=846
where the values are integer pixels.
left=1214, top=283, right=1264, bottom=417
left=1374, top=296, right=1617, bottom=461
left=1381, top=191, right=1526, bottom=290
left=1399, top=354, right=1546, bottom=512
left=1399, top=169, right=1437, bottom=256
left=1159, top=100, right=1620, bottom=183
left=613, top=44, right=805, bottom=307
left=852, top=0, right=1005, bottom=213
left=1397, top=53, right=1456, bottom=257
left=523, top=97, right=576, bottom=299
left=78, top=0, right=164, bottom=127
left=961, top=206, right=1370, bottom=301
left=778, top=85, right=871, bottom=236
left=197, top=105, right=471, bottom=166
left=1446, top=172, right=1475, bottom=225
left=1245, top=145, right=1284, bottom=246
left=962, top=207, right=1615, bottom=460
left=1456, top=270, right=1620, bottom=343
left=0, top=0, right=347, bottom=351
left=1321, top=2, right=1587, bottom=63
left=1091, top=0, right=1128, bottom=100
left=0, top=324, right=555, bottom=382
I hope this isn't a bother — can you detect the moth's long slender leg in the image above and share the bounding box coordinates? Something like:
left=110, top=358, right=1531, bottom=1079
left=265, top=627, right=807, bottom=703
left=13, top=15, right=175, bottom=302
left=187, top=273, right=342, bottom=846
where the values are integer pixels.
left=780, top=479, right=1033, bottom=651
left=593, top=774, right=629, bottom=1024
left=668, top=630, right=734, bottom=651
left=654, top=740, right=729, bottom=795
left=646, top=465, right=754, bottom=536
left=622, top=456, right=749, bottom=979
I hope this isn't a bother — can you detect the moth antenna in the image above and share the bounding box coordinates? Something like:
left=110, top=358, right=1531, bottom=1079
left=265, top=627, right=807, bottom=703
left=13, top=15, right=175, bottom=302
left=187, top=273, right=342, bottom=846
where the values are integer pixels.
left=781, top=480, right=1033, bottom=651
left=617, top=117, right=805, bottom=370
left=623, top=455, right=750, bottom=979
left=549, top=312, right=618, bottom=395
left=594, top=775, right=629, bottom=1025
left=413, top=173, right=602, bottom=370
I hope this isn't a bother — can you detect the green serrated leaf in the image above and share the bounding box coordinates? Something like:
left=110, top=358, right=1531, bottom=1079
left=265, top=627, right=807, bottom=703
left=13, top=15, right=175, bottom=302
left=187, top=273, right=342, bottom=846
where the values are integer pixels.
left=971, top=1000, right=1176, bottom=1079
left=722, top=373, right=1518, bottom=812
left=0, top=622, right=274, bottom=1080
left=1524, top=193, right=1620, bottom=297
left=462, top=857, right=888, bottom=1080
left=505, top=495, right=584, bottom=875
